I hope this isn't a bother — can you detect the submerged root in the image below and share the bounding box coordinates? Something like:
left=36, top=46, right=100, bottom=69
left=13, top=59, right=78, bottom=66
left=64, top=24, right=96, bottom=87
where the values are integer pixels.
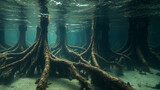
left=0, top=2, right=135, bottom=89
left=0, top=42, right=11, bottom=52
left=0, top=41, right=28, bottom=53
left=0, top=44, right=6, bottom=51
left=117, top=44, right=160, bottom=72
left=51, top=58, right=133, bottom=90
left=74, top=62, right=133, bottom=90
left=0, top=41, right=40, bottom=83
left=68, top=45, right=86, bottom=53
left=36, top=53, right=50, bottom=90
left=0, top=41, right=134, bottom=90
left=80, top=42, right=125, bottom=76
left=117, top=45, right=152, bottom=72
left=52, top=59, right=93, bottom=90
left=95, top=53, right=124, bottom=76
left=50, top=42, right=89, bottom=64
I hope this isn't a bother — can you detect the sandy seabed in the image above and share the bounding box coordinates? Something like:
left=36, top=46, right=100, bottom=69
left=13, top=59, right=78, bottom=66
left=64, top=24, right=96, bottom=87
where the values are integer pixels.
left=0, top=68, right=159, bottom=90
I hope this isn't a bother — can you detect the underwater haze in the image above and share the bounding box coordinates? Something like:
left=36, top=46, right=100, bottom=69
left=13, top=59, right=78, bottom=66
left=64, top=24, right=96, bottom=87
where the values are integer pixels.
left=0, top=0, right=160, bottom=90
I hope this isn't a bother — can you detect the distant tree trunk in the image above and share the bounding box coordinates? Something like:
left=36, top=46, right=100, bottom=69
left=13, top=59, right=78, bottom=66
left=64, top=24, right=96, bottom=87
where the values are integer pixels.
left=1, top=24, right=28, bottom=53
left=81, top=7, right=128, bottom=76
left=35, top=26, right=41, bottom=41
left=0, top=25, right=10, bottom=50
left=51, top=18, right=69, bottom=53
left=118, top=17, right=160, bottom=71
left=83, top=23, right=92, bottom=48
left=57, top=21, right=67, bottom=48
left=18, top=25, right=28, bottom=50
left=10, top=24, right=28, bottom=52
left=0, top=29, right=5, bottom=46
left=93, top=16, right=111, bottom=59
left=82, top=7, right=126, bottom=62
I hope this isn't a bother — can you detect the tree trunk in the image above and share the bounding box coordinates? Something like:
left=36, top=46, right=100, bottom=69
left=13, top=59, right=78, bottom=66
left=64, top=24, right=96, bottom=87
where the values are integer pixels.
left=0, top=29, right=5, bottom=44
left=0, top=24, right=10, bottom=49
left=119, top=17, right=160, bottom=71
left=18, top=25, right=28, bottom=50
left=93, top=16, right=111, bottom=59
left=83, top=21, right=92, bottom=48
